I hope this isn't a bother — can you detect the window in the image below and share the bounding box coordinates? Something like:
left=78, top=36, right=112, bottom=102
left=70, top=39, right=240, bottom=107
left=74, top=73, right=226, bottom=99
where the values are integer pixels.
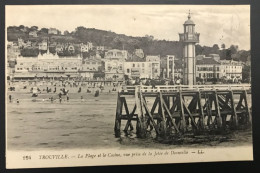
left=127, top=69, right=130, bottom=73
left=133, top=64, right=135, bottom=67
left=142, top=63, right=145, bottom=67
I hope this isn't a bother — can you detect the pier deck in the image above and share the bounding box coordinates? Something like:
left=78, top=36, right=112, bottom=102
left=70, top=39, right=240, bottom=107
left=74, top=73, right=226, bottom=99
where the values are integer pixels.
left=114, top=84, right=252, bottom=138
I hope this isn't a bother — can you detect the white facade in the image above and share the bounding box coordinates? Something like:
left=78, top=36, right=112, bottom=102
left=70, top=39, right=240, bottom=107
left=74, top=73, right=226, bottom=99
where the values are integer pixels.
left=105, top=49, right=128, bottom=60
left=80, top=44, right=89, bottom=52
left=146, top=55, right=160, bottom=62
left=220, top=60, right=243, bottom=80
left=104, top=59, right=124, bottom=80
left=124, top=61, right=160, bottom=79
left=196, top=64, right=221, bottom=79
left=15, top=53, right=82, bottom=74
left=87, top=42, right=93, bottom=50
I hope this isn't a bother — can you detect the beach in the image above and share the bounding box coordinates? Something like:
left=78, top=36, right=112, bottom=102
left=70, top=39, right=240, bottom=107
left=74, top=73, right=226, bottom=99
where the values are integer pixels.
left=6, top=82, right=253, bottom=151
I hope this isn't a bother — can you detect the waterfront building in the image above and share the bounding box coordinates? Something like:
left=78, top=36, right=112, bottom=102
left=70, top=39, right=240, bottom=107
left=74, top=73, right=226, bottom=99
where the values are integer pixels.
left=179, top=11, right=200, bottom=85
left=80, top=57, right=102, bottom=78
left=219, top=60, right=243, bottom=81
left=124, top=55, right=160, bottom=79
left=14, top=51, right=82, bottom=80
left=196, top=57, right=221, bottom=81
left=104, top=49, right=129, bottom=80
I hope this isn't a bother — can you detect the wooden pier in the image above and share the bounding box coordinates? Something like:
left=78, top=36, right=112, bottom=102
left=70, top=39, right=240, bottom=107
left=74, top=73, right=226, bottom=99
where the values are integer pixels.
left=114, top=84, right=252, bottom=138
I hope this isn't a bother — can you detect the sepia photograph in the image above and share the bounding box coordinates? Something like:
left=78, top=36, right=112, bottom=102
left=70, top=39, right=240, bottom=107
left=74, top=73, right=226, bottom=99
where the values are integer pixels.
left=5, top=5, right=252, bottom=168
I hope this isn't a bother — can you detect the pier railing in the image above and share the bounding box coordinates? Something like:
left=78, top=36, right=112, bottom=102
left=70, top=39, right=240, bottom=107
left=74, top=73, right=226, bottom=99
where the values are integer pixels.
left=120, top=84, right=251, bottom=93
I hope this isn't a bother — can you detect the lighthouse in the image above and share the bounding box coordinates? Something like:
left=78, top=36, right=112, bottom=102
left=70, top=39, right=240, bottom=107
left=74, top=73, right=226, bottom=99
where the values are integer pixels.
left=179, top=11, right=200, bottom=85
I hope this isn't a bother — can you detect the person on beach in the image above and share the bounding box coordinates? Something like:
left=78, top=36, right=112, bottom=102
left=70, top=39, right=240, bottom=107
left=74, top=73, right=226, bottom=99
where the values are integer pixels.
left=58, top=92, right=62, bottom=103
left=81, top=95, right=84, bottom=102
left=50, top=96, right=54, bottom=103
left=66, top=93, right=69, bottom=101
left=9, top=95, right=12, bottom=102
left=16, top=99, right=19, bottom=104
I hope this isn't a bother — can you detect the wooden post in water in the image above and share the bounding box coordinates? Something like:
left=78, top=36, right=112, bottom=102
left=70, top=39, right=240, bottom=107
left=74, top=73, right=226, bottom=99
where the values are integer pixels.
left=114, top=93, right=122, bottom=137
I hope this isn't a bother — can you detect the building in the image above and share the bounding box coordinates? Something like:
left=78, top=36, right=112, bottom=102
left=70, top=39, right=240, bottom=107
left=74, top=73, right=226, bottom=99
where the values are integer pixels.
left=146, top=55, right=160, bottom=62
left=104, top=49, right=128, bottom=60
left=96, top=46, right=105, bottom=51
left=80, top=57, right=102, bottom=78
left=67, top=45, right=75, bottom=53
left=103, top=49, right=128, bottom=79
left=209, top=54, right=220, bottom=62
left=133, top=49, right=145, bottom=59
left=18, top=38, right=25, bottom=48
left=87, top=42, right=93, bottom=50
left=56, top=44, right=64, bottom=53
left=24, top=41, right=32, bottom=48
left=124, top=61, right=160, bottom=79
left=166, top=55, right=175, bottom=80
left=179, top=11, right=200, bottom=85
left=80, top=43, right=89, bottom=52
left=220, top=60, right=243, bottom=81
left=29, top=30, right=38, bottom=37
left=196, top=55, right=205, bottom=61
left=196, top=57, right=221, bottom=81
left=48, top=28, right=59, bottom=35
left=38, top=40, right=48, bottom=51
left=123, top=55, right=160, bottom=79
left=15, top=57, right=38, bottom=73
left=14, top=52, right=82, bottom=79
left=104, top=59, right=124, bottom=80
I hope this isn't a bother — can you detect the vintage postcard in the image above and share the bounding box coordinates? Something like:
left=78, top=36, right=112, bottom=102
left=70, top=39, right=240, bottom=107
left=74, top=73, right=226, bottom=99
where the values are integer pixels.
left=5, top=5, right=252, bottom=168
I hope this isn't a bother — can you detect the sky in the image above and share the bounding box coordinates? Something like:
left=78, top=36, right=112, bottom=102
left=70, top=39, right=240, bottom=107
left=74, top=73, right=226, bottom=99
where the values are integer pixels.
left=6, top=5, right=250, bottom=50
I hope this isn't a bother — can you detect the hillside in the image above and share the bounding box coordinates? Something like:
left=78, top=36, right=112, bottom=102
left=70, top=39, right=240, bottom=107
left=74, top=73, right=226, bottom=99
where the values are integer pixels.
left=7, top=25, right=250, bottom=61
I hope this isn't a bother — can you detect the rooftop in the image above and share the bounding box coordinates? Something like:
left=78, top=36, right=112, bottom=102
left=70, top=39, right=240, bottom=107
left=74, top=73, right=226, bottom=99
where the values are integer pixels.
left=197, top=57, right=220, bottom=65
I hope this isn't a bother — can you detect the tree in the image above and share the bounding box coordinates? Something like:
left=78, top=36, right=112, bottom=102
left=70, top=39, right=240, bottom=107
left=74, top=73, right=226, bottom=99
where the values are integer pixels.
left=212, top=44, right=219, bottom=50
left=64, top=30, right=70, bottom=35
left=18, top=25, right=25, bottom=30
left=30, top=26, right=38, bottom=31
left=230, top=45, right=238, bottom=54
left=40, top=28, right=49, bottom=34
